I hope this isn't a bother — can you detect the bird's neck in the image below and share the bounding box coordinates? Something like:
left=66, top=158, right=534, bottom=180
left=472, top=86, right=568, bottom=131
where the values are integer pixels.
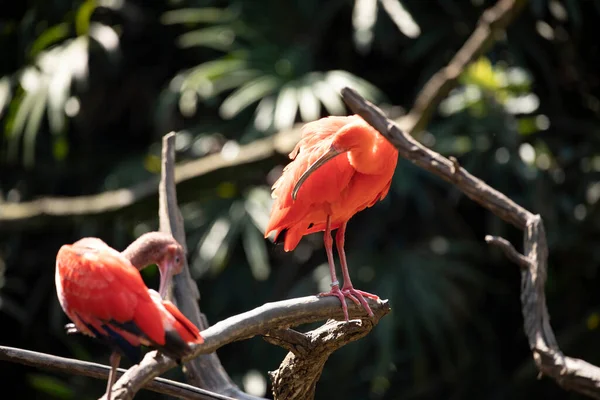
left=348, top=137, right=398, bottom=175
left=121, top=232, right=170, bottom=270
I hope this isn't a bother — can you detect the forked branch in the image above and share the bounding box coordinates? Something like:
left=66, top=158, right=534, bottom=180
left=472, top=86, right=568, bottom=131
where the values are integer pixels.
left=341, top=86, right=600, bottom=399
left=101, top=296, right=390, bottom=400
left=102, top=132, right=391, bottom=400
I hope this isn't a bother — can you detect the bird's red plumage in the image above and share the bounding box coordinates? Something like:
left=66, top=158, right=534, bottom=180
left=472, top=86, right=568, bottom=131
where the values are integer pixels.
left=265, top=115, right=398, bottom=250
left=55, top=239, right=202, bottom=358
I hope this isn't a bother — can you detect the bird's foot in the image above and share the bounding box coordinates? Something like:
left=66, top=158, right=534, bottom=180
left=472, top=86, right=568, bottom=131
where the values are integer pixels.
left=341, top=286, right=377, bottom=318
left=65, top=323, right=79, bottom=335
left=318, top=283, right=361, bottom=321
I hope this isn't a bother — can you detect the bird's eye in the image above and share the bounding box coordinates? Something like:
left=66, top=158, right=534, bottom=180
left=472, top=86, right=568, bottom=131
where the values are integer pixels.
left=175, top=256, right=181, bottom=264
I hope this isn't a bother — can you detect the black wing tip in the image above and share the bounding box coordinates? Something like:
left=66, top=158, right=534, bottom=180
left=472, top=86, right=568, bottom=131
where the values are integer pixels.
left=159, top=329, right=193, bottom=360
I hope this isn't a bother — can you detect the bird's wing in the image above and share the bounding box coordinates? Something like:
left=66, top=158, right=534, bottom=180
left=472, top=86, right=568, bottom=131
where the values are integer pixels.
left=56, top=245, right=166, bottom=356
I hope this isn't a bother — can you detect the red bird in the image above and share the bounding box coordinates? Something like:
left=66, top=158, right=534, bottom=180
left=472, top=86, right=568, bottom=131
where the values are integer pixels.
left=55, top=232, right=203, bottom=400
left=265, top=115, right=398, bottom=321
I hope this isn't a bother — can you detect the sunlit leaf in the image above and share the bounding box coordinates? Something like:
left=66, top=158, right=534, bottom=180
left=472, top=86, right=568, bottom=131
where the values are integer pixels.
left=242, top=218, right=270, bottom=281
left=29, top=23, right=70, bottom=58
left=325, top=70, right=384, bottom=102
left=76, top=0, right=97, bottom=36
left=310, top=74, right=346, bottom=116
left=0, top=77, right=11, bottom=118
left=177, top=26, right=236, bottom=51
left=210, top=69, right=261, bottom=96
left=161, top=7, right=237, bottom=25
left=273, top=83, right=298, bottom=130
left=183, top=58, right=247, bottom=88
left=220, top=75, right=280, bottom=119
left=244, top=186, right=273, bottom=232
left=297, top=83, right=321, bottom=122
left=254, top=96, right=275, bottom=132
left=23, top=86, right=49, bottom=167
left=352, top=0, right=378, bottom=53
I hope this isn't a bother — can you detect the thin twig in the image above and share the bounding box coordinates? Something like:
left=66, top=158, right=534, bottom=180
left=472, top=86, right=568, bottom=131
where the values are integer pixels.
left=340, top=87, right=600, bottom=398
left=485, top=235, right=531, bottom=269
left=156, top=132, right=261, bottom=399
left=0, top=346, right=234, bottom=400
left=100, top=295, right=390, bottom=400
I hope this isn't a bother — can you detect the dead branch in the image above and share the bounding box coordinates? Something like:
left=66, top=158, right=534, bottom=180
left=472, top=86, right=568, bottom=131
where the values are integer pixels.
left=0, top=127, right=299, bottom=230
left=0, top=346, right=233, bottom=400
left=100, top=295, right=390, bottom=400
left=400, top=0, right=527, bottom=134
left=156, top=132, right=261, bottom=399
left=340, top=86, right=600, bottom=399
left=266, top=316, right=384, bottom=400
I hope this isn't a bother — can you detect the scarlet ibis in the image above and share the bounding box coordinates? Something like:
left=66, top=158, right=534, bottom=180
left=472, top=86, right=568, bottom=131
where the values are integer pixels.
left=55, top=233, right=203, bottom=400
left=265, top=115, right=398, bottom=321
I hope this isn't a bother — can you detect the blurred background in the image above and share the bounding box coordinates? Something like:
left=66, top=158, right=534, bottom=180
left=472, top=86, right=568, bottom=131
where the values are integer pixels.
left=1, top=0, right=599, bottom=399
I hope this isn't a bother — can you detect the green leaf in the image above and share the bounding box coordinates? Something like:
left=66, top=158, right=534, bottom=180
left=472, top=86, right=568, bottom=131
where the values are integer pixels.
left=0, top=77, right=11, bottom=117
left=177, top=26, right=236, bottom=51
left=297, top=83, right=321, bottom=122
left=309, top=73, right=345, bottom=115
left=220, top=75, right=280, bottom=119
left=184, top=58, right=247, bottom=87
left=210, top=69, right=261, bottom=97
left=53, top=135, right=69, bottom=161
left=29, top=23, right=70, bottom=58
left=161, top=7, right=237, bottom=25
left=23, top=85, right=49, bottom=167
left=273, top=83, right=297, bottom=130
left=242, top=218, right=270, bottom=281
left=325, top=70, right=383, bottom=102
left=253, top=96, right=275, bottom=132
left=28, top=374, right=74, bottom=399
left=76, top=0, right=97, bottom=36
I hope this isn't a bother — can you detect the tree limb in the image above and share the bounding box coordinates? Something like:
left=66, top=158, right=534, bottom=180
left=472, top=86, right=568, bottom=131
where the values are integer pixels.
left=0, top=128, right=299, bottom=230
left=100, top=295, right=390, bottom=400
left=267, top=317, right=383, bottom=400
left=0, top=346, right=234, bottom=400
left=400, top=0, right=527, bottom=134
left=156, top=132, right=261, bottom=400
left=340, top=86, right=600, bottom=399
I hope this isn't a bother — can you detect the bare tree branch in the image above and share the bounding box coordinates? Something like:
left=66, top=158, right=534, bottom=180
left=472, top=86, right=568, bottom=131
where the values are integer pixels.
left=340, top=86, right=600, bottom=399
left=400, top=0, right=527, bottom=134
left=99, top=295, right=390, bottom=400
left=0, top=0, right=528, bottom=231
left=0, top=346, right=234, bottom=400
left=0, top=128, right=300, bottom=230
left=485, top=235, right=531, bottom=269
left=156, top=132, right=262, bottom=400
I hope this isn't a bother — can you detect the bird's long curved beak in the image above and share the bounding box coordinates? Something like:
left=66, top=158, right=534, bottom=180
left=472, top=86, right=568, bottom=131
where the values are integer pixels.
left=158, top=261, right=174, bottom=300
left=292, top=147, right=345, bottom=200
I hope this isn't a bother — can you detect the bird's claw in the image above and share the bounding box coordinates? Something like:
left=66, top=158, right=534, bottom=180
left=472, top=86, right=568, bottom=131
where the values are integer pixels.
left=319, top=285, right=376, bottom=321
left=342, top=287, right=376, bottom=318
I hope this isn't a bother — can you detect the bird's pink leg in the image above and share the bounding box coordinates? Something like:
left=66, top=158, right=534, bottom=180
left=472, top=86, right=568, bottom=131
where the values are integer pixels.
left=318, top=216, right=360, bottom=321
left=336, top=221, right=378, bottom=318
left=105, top=351, right=121, bottom=400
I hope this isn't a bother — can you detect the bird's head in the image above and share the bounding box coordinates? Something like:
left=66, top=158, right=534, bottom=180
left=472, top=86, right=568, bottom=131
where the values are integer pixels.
left=122, top=232, right=186, bottom=298
left=292, top=120, right=379, bottom=200
left=156, top=240, right=185, bottom=298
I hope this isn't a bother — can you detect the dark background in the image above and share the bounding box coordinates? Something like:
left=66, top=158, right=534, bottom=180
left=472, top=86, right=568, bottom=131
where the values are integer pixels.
left=1, top=0, right=600, bottom=399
